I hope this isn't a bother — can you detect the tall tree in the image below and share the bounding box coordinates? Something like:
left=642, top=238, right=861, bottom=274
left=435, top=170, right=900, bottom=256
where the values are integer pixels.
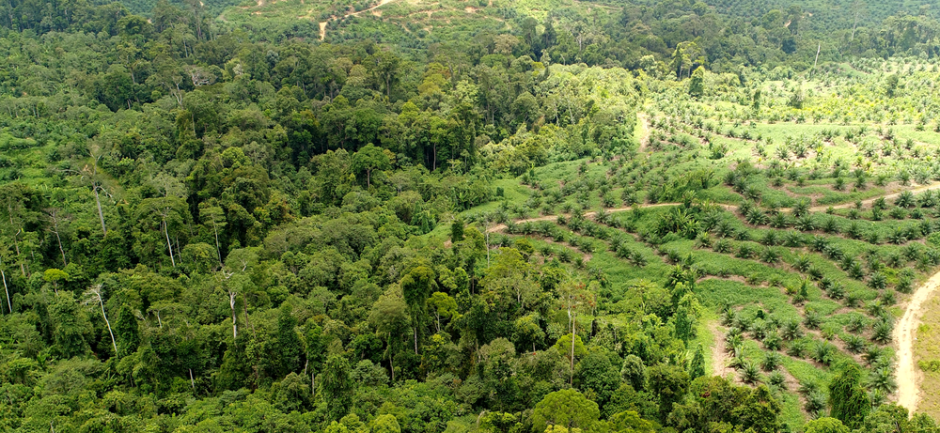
left=269, top=303, right=303, bottom=378
left=559, top=280, right=592, bottom=385
left=688, top=345, right=706, bottom=379
left=401, top=266, right=436, bottom=354
left=303, top=322, right=327, bottom=394
left=828, top=364, right=870, bottom=429
left=648, top=364, right=690, bottom=422
left=84, top=284, right=118, bottom=355
left=0, top=252, right=10, bottom=313
left=670, top=45, right=689, bottom=79
left=369, top=51, right=402, bottom=99
left=689, top=66, right=705, bottom=97
left=369, top=287, right=409, bottom=382
left=199, top=200, right=227, bottom=265
left=115, top=305, right=140, bottom=358
left=50, top=292, right=91, bottom=358
left=321, top=355, right=353, bottom=421
left=86, top=153, right=110, bottom=236
left=350, top=144, right=390, bottom=188
left=45, top=207, right=69, bottom=266
left=531, top=389, right=600, bottom=433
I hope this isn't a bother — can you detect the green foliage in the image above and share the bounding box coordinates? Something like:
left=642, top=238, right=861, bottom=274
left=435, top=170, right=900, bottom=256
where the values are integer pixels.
left=115, top=305, right=140, bottom=358
left=828, top=364, right=871, bottom=429
left=50, top=292, right=92, bottom=358
left=351, top=144, right=391, bottom=188
left=575, top=351, right=621, bottom=407
left=688, top=345, right=706, bottom=380
left=321, top=355, right=354, bottom=421
left=267, top=303, right=303, bottom=378
left=608, top=410, right=656, bottom=433
left=689, top=67, right=706, bottom=98
left=621, top=355, right=648, bottom=391
left=804, top=417, right=850, bottom=433
left=531, top=389, right=600, bottom=432
left=648, top=364, right=690, bottom=421
left=2, top=0, right=940, bottom=431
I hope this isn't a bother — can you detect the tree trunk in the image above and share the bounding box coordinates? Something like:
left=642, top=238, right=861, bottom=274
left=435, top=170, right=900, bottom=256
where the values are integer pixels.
left=244, top=299, right=256, bottom=337
left=194, top=15, right=203, bottom=41
left=570, top=313, right=576, bottom=386
left=485, top=229, right=491, bottom=267
left=93, top=185, right=107, bottom=236
left=0, top=257, right=10, bottom=313
left=54, top=227, right=67, bottom=266
left=229, top=292, right=238, bottom=339
left=388, top=334, right=395, bottom=382
left=212, top=222, right=222, bottom=265
left=98, top=293, right=118, bottom=354
left=163, top=216, right=176, bottom=267
left=813, top=43, right=821, bottom=73
left=851, top=6, right=860, bottom=41
left=189, top=368, right=196, bottom=389
left=10, top=223, right=25, bottom=277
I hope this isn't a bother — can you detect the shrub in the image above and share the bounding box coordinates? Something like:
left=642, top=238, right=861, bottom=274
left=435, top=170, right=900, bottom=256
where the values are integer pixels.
left=740, top=361, right=761, bottom=384
left=803, top=310, right=822, bottom=329
left=871, top=320, right=893, bottom=344
left=844, top=335, right=866, bottom=353
left=761, top=352, right=782, bottom=371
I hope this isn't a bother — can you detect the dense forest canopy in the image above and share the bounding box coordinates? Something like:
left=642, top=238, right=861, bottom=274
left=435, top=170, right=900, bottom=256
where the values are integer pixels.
left=2, top=0, right=940, bottom=432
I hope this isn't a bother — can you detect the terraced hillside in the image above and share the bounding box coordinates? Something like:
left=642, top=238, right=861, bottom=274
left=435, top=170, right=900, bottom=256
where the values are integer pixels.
left=450, top=57, right=940, bottom=426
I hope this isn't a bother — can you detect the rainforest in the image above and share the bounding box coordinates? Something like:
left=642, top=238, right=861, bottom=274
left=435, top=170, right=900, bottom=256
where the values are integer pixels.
left=3, top=0, right=940, bottom=432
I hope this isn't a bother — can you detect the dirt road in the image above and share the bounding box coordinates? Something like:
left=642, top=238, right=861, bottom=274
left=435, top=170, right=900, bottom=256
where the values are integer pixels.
left=319, top=0, right=399, bottom=40
left=710, top=322, right=734, bottom=378
left=809, top=182, right=940, bottom=212
left=468, top=175, right=940, bottom=411
left=468, top=182, right=940, bottom=409
left=895, top=270, right=940, bottom=413
left=483, top=203, right=681, bottom=233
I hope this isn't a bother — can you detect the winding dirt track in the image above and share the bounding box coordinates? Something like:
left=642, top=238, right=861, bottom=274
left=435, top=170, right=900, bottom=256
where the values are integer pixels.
left=808, top=182, right=940, bottom=212
left=710, top=322, right=734, bottom=378
left=481, top=183, right=940, bottom=234
left=319, top=0, right=400, bottom=40
left=479, top=186, right=940, bottom=409
left=484, top=203, right=680, bottom=233
left=895, top=270, right=940, bottom=413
